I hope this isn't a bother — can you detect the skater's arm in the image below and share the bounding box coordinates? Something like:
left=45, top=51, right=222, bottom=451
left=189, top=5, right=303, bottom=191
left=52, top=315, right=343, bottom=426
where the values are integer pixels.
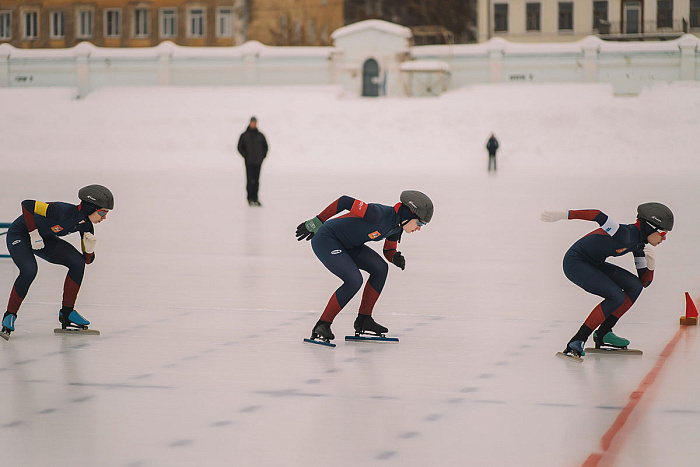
left=566, top=210, right=619, bottom=236
left=21, top=200, right=62, bottom=231
left=317, top=196, right=368, bottom=222
left=237, top=134, right=246, bottom=158
left=635, top=246, right=654, bottom=287
left=80, top=226, right=96, bottom=264
left=383, top=239, right=398, bottom=262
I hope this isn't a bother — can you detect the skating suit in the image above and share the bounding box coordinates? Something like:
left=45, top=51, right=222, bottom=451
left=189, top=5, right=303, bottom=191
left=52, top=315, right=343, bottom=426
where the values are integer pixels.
left=5, top=200, right=96, bottom=314
left=562, top=209, right=653, bottom=321
left=311, top=196, right=409, bottom=322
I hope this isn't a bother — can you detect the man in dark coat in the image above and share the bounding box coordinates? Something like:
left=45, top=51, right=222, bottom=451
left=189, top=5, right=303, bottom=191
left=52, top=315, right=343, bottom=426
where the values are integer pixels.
left=486, top=133, right=499, bottom=172
left=237, top=116, right=269, bottom=206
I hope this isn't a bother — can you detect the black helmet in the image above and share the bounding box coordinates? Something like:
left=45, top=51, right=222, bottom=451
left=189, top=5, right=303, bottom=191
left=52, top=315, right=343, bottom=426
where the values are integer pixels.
left=637, top=202, right=673, bottom=231
left=400, top=190, right=433, bottom=223
left=79, top=185, right=114, bottom=210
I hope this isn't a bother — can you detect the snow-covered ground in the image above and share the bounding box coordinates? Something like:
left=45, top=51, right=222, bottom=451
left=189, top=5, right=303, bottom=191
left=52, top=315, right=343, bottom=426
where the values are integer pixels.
left=1, top=83, right=699, bottom=466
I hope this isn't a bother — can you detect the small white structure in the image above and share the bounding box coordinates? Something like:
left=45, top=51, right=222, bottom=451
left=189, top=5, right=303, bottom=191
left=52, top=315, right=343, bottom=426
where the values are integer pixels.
left=399, top=60, right=451, bottom=97
left=330, top=20, right=412, bottom=97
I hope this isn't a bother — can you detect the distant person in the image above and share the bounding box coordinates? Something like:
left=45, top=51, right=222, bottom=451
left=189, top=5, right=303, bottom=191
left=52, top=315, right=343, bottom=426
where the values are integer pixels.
left=237, top=116, right=268, bottom=206
left=486, top=133, right=499, bottom=172
left=2, top=185, right=113, bottom=340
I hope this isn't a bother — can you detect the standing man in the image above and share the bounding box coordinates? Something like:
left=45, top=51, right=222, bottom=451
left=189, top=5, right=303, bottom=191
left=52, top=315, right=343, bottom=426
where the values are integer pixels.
left=2, top=185, right=114, bottom=340
left=486, top=133, right=499, bottom=172
left=237, top=116, right=269, bottom=206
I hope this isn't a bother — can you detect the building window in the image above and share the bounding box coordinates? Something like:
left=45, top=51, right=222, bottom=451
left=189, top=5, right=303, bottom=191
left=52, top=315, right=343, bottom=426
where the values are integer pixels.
left=279, top=15, right=289, bottom=44
left=657, top=1, right=672, bottom=29
left=691, top=0, right=700, bottom=28
left=494, top=4, right=508, bottom=32
left=526, top=3, right=540, bottom=31
left=160, top=8, right=177, bottom=38
left=321, top=25, right=328, bottom=44
left=77, top=9, right=93, bottom=38
left=188, top=8, right=205, bottom=38
left=558, top=2, right=573, bottom=31
left=0, top=11, right=10, bottom=40
left=105, top=9, right=121, bottom=38
left=216, top=8, right=232, bottom=38
left=134, top=8, right=149, bottom=38
left=293, top=18, right=301, bottom=44
left=23, top=11, right=39, bottom=40
left=593, top=1, right=608, bottom=29
left=50, top=11, right=64, bottom=38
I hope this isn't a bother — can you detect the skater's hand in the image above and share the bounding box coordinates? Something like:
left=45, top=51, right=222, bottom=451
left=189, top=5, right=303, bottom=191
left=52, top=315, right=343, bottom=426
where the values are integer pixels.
left=83, top=232, right=97, bottom=254
left=296, top=216, right=322, bottom=241
left=29, top=230, right=44, bottom=250
left=644, top=245, right=655, bottom=270
left=540, top=211, right=568, bottom=222
left=391, top=252, right=406, bottom=270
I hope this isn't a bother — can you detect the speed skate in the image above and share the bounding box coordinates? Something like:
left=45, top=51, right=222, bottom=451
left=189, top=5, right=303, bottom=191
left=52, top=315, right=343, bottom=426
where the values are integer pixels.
left=345, top=332, right=399, bottom=342
left=584, top=347, right=642, bottom=355
left=54, top=328, right=100, bottom=335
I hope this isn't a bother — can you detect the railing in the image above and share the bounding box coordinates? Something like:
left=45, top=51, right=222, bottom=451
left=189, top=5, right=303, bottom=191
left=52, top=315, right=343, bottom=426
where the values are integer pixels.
left=597, top=19, right=690, bottom=38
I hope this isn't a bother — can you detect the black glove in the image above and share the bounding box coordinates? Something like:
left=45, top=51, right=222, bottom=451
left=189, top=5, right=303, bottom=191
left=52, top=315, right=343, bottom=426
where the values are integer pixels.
left=296, top=216, right=322, bottom=241
left=391, top=252, right=405, bottom=270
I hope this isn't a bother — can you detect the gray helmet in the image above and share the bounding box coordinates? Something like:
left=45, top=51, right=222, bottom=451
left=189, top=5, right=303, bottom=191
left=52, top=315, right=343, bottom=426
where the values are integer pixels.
left=637, top=202, right=673, bottom=231
left=79, top=185, right=114, bottom=210
left=400, top=190, right=433, bottom=223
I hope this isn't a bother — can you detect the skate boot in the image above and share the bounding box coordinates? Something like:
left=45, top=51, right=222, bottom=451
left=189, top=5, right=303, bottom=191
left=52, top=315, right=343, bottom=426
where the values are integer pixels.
left=1, top=312, right=16, bottom=341
left=593, top=331, right=630, bottom=350
left=58, top=307, right=90, bottom=330
left=354, top=314, right=388, bottom=337
left=564, top=340, right=585, bottom=358
left=311, top=319, right=334, bottom=342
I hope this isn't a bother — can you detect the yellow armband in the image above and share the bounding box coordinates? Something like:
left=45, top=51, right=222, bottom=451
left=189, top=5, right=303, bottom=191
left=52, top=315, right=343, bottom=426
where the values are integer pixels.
left=34, top=201, right=49, bottom=217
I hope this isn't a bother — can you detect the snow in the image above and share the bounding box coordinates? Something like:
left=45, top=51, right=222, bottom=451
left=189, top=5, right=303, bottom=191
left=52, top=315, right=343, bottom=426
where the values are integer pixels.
left=399, top=60, right=451, bottom=72
left=1, top=82, right=700, bottom=466
left=331, top=19, right=413, bottom=40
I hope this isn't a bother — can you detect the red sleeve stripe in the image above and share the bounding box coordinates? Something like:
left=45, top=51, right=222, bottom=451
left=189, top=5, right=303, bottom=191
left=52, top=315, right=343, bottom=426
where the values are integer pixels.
left=350, top=199, right=368, bottom=218
left=22, top=204, right=37, bottom=231
left=567, top=210, right=602, bottom=221
left=317, top=199, right=340, bottom=222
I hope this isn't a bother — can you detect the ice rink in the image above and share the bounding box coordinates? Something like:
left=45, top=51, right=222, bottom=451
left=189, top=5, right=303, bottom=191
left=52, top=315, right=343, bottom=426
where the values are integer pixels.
left=1, top=83, right=700, bottom=466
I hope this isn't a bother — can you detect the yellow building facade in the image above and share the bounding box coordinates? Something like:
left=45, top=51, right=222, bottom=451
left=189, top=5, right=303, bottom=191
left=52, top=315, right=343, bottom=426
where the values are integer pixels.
left=0, top=0, right=343, bottom=48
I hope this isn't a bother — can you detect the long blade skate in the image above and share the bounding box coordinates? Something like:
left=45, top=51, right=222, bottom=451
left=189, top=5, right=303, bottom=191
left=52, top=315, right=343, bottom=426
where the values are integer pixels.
left=54, top=328, right=100, bottom=335
left=303, top=337, right=336, bottom=348
left=345, top=332, right=399, bottom=342
left=1, top=330, right=10, bottom=341
left=584, top=347, right=642, bottom=355
left=555, top=351, right=583, bottom=363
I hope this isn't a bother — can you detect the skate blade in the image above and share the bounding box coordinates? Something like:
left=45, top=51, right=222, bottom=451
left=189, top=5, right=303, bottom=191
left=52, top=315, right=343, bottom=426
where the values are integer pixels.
left=584, top=348, right=642, bottom=355
left=556, top=351, right=583, bottom=363
left=303, top=338, right=336, bottom=348
left=54, top=328, right=100, bottom=336
left=1, top=332, right=9, bottom=341
left=345, top=335, right=399, bottom=342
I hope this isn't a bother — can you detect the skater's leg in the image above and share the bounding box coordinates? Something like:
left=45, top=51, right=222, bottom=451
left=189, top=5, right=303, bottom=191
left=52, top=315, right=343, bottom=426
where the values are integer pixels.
left=5, top=232, right=38, bottom=315
left=595, top=263, right=643, bottom=339
left=36, top=237, right=86, bottom=309
left=352, top=246, right=389, bottom=316
left=311, top=235, right=363, bottom=323
left=563, top=257, right=629, bottom=343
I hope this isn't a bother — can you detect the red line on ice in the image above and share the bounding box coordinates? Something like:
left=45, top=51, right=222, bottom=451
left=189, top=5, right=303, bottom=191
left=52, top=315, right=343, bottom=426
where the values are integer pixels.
left=582, top=326, right=687, bottom=467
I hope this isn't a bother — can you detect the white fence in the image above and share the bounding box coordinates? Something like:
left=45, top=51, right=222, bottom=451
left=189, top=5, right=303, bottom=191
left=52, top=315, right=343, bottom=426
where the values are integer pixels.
left=1, top=33, right=698, bottom=97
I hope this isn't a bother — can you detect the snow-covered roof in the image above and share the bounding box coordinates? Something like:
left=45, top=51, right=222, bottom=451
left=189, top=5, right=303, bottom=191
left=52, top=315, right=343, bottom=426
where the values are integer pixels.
left=331, top=20, right=412, bottom=41
left=399, top=60, right=451, bottom=72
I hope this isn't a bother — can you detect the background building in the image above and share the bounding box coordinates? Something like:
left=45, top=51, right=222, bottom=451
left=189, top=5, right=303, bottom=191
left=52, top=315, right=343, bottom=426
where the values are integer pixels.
left=247, top=0, right=344, bottom=46
left=477, top=0, right=700, bottom=42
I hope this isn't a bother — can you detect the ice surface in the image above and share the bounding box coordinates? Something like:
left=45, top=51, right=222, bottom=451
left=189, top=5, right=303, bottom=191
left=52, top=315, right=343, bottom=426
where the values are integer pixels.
left=1, top=83, right=700, bottom=466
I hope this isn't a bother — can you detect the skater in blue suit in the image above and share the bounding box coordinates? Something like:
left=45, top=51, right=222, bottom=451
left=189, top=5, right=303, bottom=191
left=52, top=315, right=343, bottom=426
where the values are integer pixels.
left=2, top=185, right=114, bottom=340
left=296, top=190, right=434, bottom=343
left=541, top=202, right=674, bottom=358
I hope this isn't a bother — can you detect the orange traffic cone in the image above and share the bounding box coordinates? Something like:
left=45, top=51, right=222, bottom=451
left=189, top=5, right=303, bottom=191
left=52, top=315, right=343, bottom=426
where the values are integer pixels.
left=680, top=292, right=698, bottom=325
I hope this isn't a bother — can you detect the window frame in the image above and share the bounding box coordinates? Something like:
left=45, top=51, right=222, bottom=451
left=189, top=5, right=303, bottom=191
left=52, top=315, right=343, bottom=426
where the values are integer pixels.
left=526, top=2, right=541, bottom=32
left=558, top=2, right=574, bottom=31
left=216, top=7, right=233, bottom=38
left=0, top=11, right=10, bottom=40
left=592, top=1, right=608, bottom=30
left=133, top=8, right=150, bottom=39
left=76, top=8, right=94, bottom=39
left=104, top=8, right=121, bottom=38
left=160, top=8, right=177, bottom=39
left=493, top=3, right=509, bottom=33
left=187, top=7, right=205, bottom=38
left=22, top=9, right=39, bottom=40
left=691, top=0, right=700, bottom=29
left=656, top=0, right=673, bottom=29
